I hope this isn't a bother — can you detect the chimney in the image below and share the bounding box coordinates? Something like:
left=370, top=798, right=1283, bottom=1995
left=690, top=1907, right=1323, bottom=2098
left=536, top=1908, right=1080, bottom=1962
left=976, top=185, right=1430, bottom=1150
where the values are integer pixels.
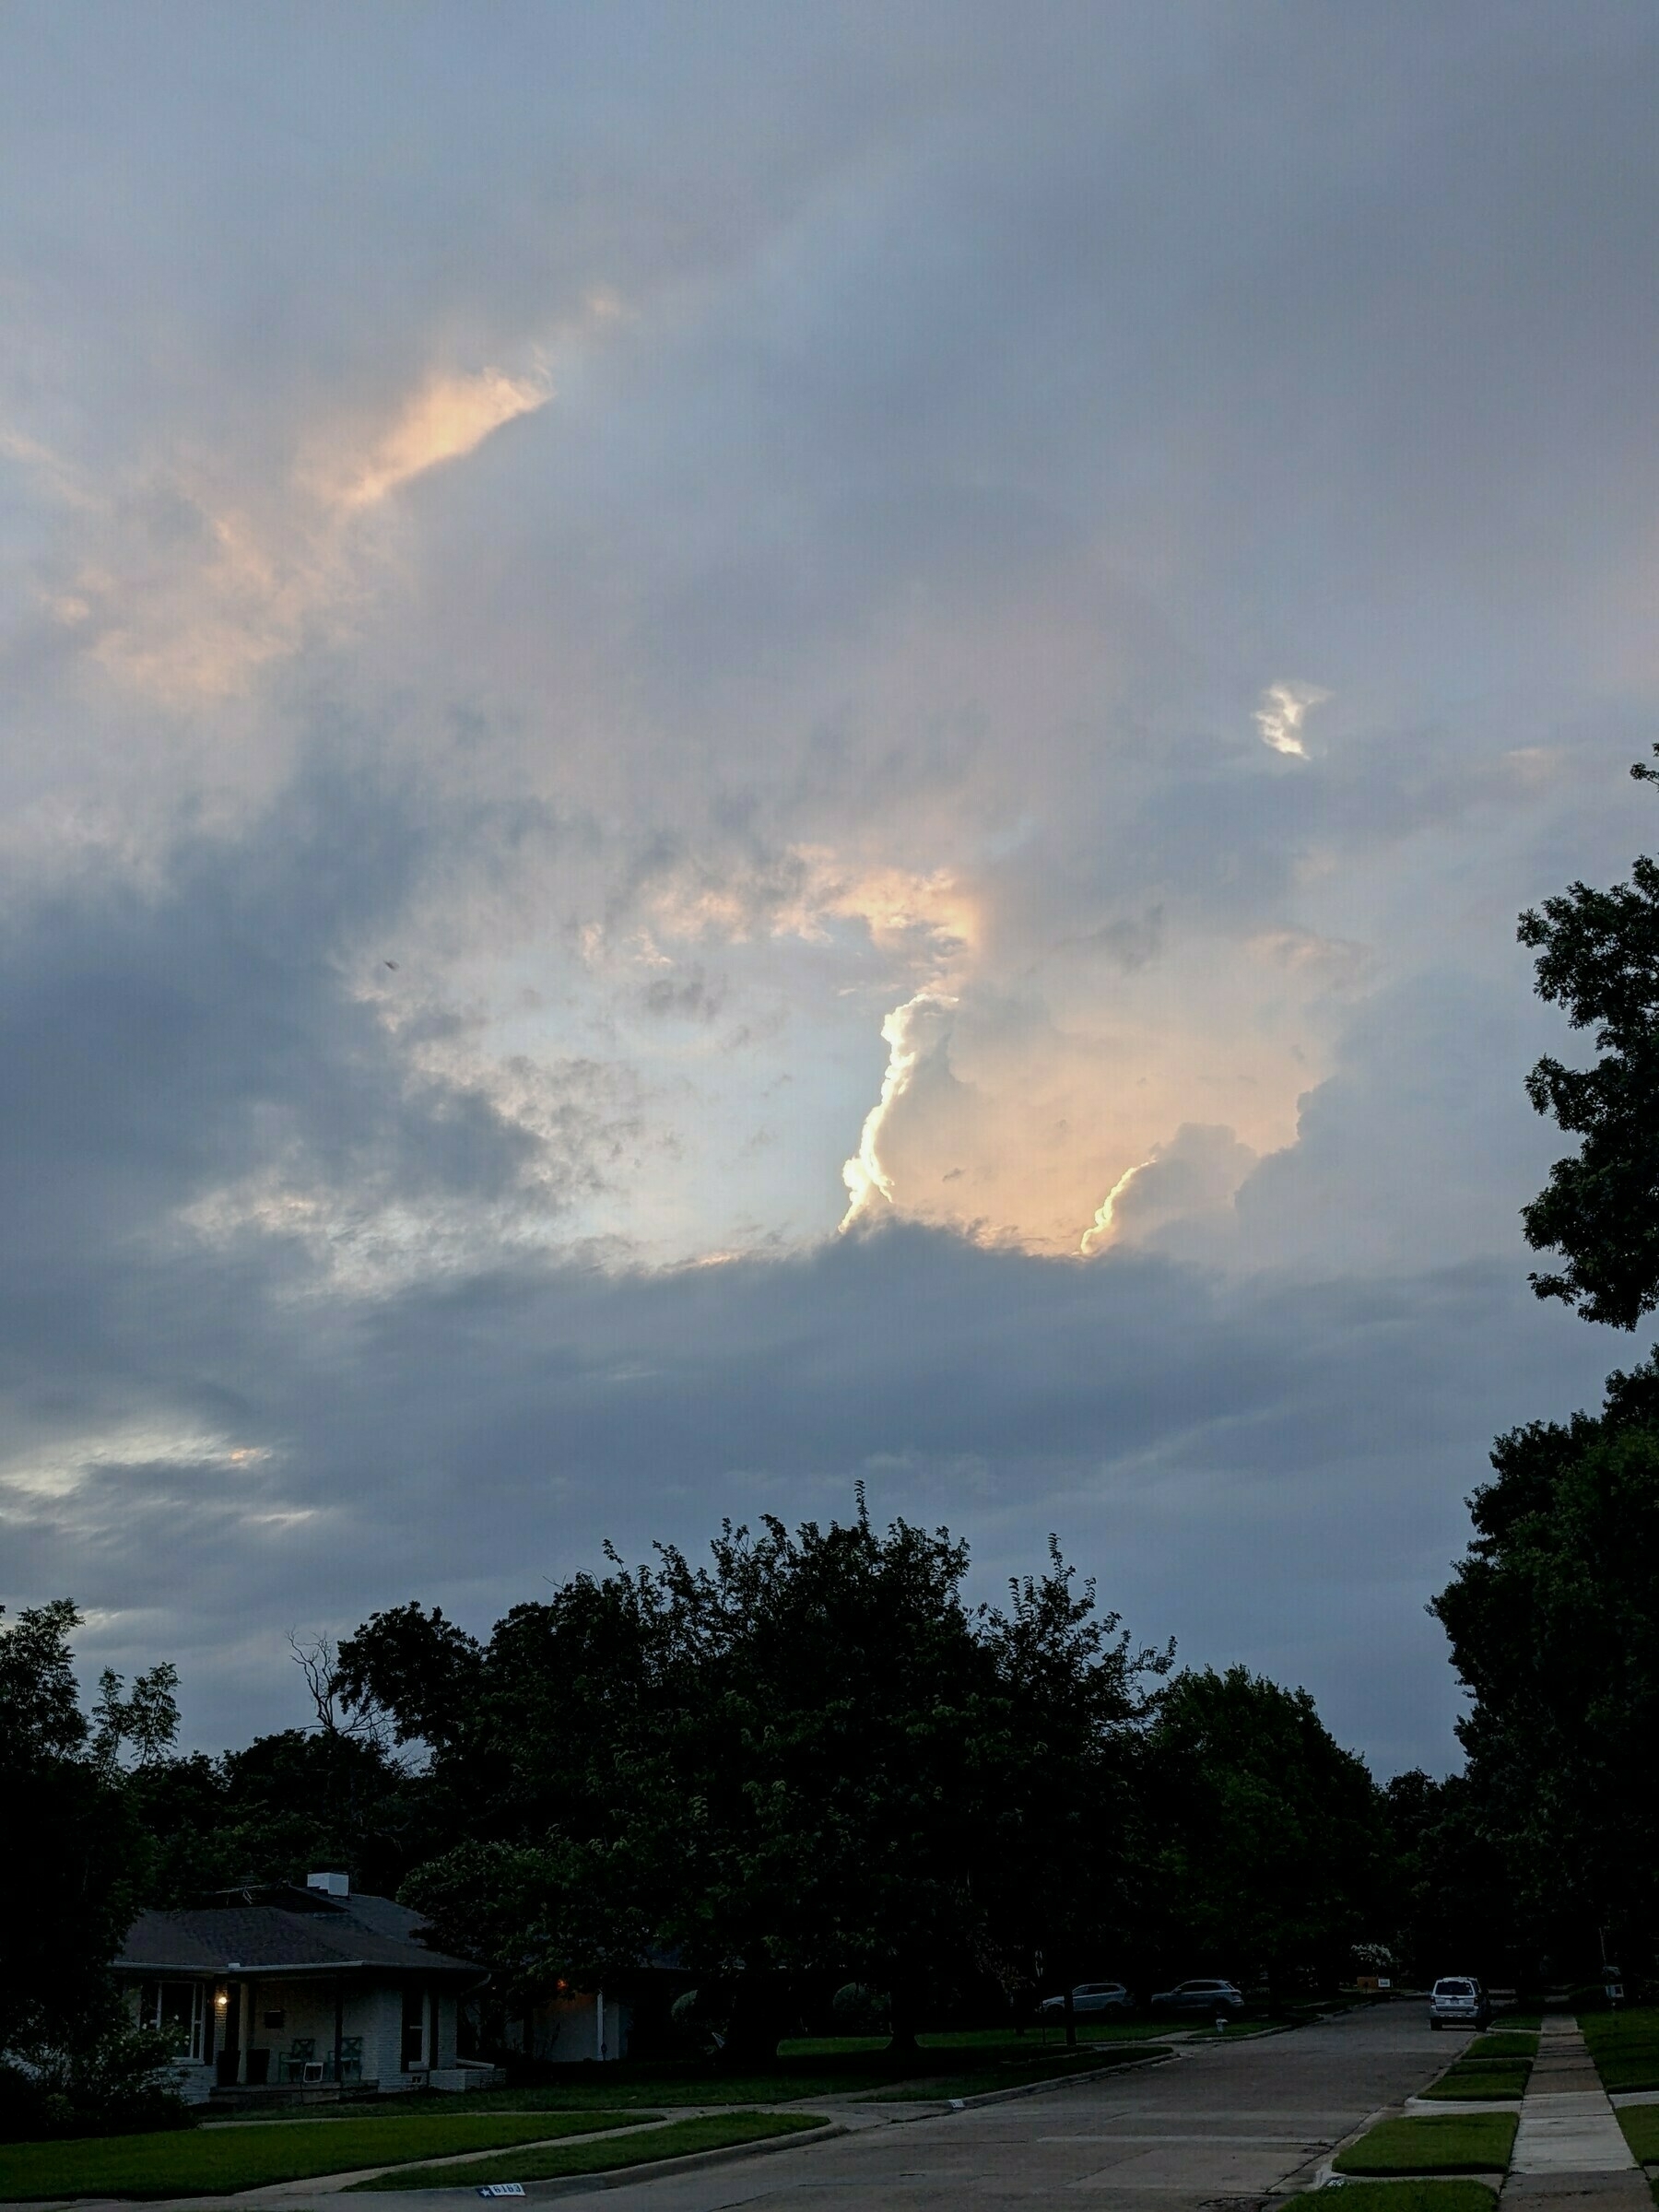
left=307, top=1871, right=350, bottom=1898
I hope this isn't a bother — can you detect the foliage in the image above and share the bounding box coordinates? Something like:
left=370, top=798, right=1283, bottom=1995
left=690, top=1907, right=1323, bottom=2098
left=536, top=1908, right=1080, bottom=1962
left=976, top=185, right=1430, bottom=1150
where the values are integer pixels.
left=1136, top=1665, right=1390, bottom=1990
left=1383, top=1771, right=1516, bottom=1987
left=0, top=1601, right=184, bottom=2141
left=338, top=1503, right=1177, bottom=2053
left=1518, top=747, right=1659, bottom=1327
left=1431, top=1356, right=1659, bottom=1966
left=347, top=2111, right=827, bottom=2193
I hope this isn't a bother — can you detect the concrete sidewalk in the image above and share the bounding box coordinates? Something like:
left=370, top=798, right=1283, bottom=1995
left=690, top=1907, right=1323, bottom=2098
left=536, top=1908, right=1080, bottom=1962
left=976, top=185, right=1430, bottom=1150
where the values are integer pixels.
left=1503, top=2018, right=1645, bottom=2212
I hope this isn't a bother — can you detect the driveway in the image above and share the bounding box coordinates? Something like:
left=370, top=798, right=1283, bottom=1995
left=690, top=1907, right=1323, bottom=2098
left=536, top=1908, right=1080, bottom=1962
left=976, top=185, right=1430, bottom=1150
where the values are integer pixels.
left=359, top=2000, right=1454, bottom=2212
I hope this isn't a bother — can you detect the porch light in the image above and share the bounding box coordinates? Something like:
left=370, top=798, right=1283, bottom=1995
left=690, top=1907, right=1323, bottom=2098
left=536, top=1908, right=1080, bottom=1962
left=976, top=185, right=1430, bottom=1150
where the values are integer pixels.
left=215, top=1993, right=229, bottom=2009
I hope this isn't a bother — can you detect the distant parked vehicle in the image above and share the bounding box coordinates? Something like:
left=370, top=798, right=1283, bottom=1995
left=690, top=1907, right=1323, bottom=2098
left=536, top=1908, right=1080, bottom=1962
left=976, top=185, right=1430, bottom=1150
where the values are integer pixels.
left=1038, top=1981, right=1135, bottom=2018
left=1429, top=1977, right=1489, bottom=2030
left=1151, top=1978, right=1245, bottom=2017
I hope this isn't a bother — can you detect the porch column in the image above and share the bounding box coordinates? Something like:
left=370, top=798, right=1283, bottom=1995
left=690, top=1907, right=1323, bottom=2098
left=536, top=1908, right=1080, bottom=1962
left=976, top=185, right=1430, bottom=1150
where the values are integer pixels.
left=333, top=1982, right=345, bottom=2086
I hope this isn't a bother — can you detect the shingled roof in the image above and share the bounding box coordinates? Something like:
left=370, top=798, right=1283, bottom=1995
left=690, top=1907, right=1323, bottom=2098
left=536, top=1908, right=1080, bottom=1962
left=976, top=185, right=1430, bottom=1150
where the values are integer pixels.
left=115, top=1887, right=483, bottom=1980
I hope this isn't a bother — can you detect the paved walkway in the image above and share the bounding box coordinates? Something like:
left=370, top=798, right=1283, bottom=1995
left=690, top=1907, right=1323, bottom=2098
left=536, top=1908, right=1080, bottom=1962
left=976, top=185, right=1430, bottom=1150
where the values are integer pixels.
left=1503, top=2018, right=1645, bottom=2212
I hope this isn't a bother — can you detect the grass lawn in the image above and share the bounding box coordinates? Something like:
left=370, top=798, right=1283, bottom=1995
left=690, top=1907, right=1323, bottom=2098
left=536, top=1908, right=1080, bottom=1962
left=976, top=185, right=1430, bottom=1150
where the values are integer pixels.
left=782, top=2020, right=1174, bottom=2054
left=1616, top=2107, right=1659, bottom=2164
left=1335, top=2113, right=1518, bottom=2176
left=0, top=2111, right=645, bottom=2202
left=391, top=2032, right=1177, bottom=2114
left=868, top=2043, right=1171, bottom=2102
left=1583, top=2009, right=1659, bottom=2093
left=1465, top=2034, right=1538, bottom=2060
left=1281, top=2183, right=1496, bottom=2212
left=1418, top=2070, right=1529, bottom=2101
left=347, top=2110, right=827, bottom=2191
left=1424, top=2053, right=1539, bottom=2105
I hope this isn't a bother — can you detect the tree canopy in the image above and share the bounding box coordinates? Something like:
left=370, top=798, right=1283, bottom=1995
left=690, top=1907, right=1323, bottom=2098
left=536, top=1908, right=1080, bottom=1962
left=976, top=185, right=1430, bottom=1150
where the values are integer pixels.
left=1519, top=747, right=1659, bottom=1326
left=1432, top=1353, right=1659, bottom=1970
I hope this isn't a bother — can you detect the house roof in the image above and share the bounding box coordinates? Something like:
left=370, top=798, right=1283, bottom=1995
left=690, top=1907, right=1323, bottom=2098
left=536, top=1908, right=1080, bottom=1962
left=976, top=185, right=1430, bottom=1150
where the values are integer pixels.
left=115, top=1888, right=483, bottom=1982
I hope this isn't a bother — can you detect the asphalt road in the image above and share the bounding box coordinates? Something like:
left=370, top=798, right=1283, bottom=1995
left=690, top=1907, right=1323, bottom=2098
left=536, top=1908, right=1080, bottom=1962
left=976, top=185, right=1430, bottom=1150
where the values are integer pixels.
left=382, top=2000, right=1454, bottom=2212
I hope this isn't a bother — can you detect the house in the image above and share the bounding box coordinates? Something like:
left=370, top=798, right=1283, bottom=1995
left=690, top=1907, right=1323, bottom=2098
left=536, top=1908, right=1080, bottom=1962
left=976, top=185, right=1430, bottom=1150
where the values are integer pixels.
left=497, top=1951, right=693, bottom=2066
left=114, top=1872, right=496, bottom=2103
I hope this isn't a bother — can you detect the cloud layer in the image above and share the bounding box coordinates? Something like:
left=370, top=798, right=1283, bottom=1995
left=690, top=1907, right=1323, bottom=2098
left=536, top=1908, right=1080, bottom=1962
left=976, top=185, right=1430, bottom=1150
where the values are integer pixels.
left=4, top=1, right=1659, bottom=1771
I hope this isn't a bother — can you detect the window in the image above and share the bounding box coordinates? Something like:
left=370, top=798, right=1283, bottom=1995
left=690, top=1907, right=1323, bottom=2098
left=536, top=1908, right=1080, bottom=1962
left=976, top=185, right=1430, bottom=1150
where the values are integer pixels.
left=139, top=1981, right=204, bottom=2059
left=402, top=1986, right=427, bottom=2069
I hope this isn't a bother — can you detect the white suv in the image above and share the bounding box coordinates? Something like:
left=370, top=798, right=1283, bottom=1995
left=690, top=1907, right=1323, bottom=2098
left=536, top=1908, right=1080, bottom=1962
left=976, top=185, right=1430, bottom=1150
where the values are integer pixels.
left=1429, top=1976, right=1489, bottom=2029
left=1038, top=1981, right=1134, bottom=2018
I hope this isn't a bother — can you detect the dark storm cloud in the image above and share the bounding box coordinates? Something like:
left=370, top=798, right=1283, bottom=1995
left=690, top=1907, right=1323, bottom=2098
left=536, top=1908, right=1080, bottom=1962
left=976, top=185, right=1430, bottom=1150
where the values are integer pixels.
left=0, top=771, right=1613, bottom=1783
left=6, top=0, right=1659, bottom=1788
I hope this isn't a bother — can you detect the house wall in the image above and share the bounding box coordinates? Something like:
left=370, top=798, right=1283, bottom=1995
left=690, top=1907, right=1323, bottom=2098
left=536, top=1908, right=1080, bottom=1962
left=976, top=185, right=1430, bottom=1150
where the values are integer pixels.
left=505, top=1988, right=635, bottom=2064
left=119, top=1973, right=469, bottom=2093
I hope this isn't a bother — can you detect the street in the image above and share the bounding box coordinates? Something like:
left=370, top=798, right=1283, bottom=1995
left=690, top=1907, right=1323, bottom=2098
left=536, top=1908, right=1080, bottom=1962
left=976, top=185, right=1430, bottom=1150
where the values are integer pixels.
left=364, top=2000, right=1453, bottom=2212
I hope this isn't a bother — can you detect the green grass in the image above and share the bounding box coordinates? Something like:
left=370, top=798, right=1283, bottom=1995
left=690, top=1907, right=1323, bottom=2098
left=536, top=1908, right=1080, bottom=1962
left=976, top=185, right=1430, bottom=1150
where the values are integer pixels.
left=1465, top=2034, right=1537, bottom=2060
left=1335, top=2113, right=1518, bottom=2176
left=781, top=2019, right=1174, bottom=2054
left=347, top=2110, right=826, bottom=2190
left=1418, top=2069, right=1529, bottom=2101
left=1281, top=2183, right=1497, bottom=2212
left=0, top=2111, right=646, bottom=2201
left=392, top=2067, right=895, bottom=2110
left=868, top=2043, right=1171, bottom=2101
left=1616, top=2107, right=1659, bottom=2165
left=1583, top=2008, right=1659, bottom=2094
left=394, top=2030, right=1176, bottom=2114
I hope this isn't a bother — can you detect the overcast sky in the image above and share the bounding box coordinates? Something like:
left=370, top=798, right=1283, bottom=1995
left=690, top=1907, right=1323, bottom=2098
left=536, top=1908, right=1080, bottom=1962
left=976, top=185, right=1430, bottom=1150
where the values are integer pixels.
left=4, top=1, right=1655, bottom=1774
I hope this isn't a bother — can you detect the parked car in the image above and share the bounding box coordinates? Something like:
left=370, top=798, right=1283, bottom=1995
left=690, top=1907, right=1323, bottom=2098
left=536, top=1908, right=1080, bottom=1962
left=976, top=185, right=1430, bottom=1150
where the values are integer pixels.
left=1038, top=1981, right=1135, bottom=2018
left=1429, top=1977, right=1489, bottom=2030
left=1151, top=1978, right=1245, bottom=2016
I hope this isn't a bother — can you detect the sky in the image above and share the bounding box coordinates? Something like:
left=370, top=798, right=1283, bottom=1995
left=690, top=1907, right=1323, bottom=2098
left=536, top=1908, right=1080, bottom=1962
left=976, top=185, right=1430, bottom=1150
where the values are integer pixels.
left=3, top=0, right=1657, bottom=1776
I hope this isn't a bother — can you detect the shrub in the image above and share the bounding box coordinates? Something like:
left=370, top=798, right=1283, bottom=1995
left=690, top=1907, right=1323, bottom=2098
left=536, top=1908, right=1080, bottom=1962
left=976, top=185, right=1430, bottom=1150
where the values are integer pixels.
left=0, top=2024, right=189, bottom=2142
left=830, top=1983, right=891, bottom=2035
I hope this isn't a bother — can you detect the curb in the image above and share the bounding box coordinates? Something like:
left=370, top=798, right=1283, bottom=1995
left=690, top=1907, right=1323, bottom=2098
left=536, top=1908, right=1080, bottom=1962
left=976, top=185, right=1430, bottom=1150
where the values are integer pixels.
left=865, top=2047, right=1178, bottom=2120
left=437, top=2118, right=847, bottom=2199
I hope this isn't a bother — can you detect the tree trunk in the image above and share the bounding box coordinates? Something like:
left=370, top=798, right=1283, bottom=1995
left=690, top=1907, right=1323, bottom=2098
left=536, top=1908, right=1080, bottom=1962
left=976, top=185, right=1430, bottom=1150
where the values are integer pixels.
left=887, top=1978, right=920, bottom=2056
left=1063, top=1981, right=1077, bottom=2051
left=718, top=1971, right=791, bottom=2067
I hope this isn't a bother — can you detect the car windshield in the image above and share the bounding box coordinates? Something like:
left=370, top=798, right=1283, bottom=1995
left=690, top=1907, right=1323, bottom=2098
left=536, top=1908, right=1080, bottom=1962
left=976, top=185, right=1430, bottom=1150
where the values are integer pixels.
left=1434, top=1980, right=1474, bottom=1995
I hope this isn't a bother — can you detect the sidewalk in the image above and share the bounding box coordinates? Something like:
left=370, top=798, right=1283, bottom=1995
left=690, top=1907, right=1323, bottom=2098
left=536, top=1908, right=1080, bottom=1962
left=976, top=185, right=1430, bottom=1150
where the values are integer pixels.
left=1503, top=2018, right=1645, bottom=2212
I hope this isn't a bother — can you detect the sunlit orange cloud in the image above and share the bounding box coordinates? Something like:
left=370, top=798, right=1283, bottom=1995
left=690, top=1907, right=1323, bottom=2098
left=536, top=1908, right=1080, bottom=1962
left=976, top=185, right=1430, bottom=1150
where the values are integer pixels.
left=838, top=930, right=1344, bottom=1254
left=324, top=367, right=552, bottom=512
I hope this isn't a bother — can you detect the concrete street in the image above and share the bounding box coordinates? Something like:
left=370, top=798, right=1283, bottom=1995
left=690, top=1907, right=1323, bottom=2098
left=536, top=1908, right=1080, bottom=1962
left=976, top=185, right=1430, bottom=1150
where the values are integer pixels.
left=355, top=2000, right=1453, bottom=2212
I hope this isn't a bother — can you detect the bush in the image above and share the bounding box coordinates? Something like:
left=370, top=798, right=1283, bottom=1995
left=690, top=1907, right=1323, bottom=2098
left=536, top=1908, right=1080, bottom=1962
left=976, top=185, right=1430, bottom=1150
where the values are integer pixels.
left=830, top=1983, right=891, bottom=2036
left=0, top=2024, right=190, bottom=2142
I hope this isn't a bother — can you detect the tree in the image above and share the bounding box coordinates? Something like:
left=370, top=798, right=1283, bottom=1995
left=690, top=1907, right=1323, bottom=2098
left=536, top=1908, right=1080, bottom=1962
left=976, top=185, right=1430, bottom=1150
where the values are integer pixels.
left=1383, top=1769, right=1520, bottom=1988
left=1431, top=1354, right=1659, bottom=1973
left=1519, top=746, right=1659, bottom=1327
left=1137, top=1666, right=1389, bottom=1995
left=976, top=1542, right=1168, bottom=2040
left=0, top=1603, right=183, bottom=2138
left=342, top=1505, right=1167, bottom=2059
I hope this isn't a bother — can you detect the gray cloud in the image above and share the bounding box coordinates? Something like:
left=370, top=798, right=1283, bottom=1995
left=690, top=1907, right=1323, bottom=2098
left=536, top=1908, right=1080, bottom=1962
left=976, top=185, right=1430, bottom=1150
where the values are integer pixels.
left=5, top=2, right=1659, bottom=1787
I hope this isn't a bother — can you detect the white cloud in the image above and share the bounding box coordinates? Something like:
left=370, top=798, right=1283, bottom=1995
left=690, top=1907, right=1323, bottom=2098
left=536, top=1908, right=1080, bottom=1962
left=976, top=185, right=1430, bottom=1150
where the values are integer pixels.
left=1255, top=680, right=1331, bottom=759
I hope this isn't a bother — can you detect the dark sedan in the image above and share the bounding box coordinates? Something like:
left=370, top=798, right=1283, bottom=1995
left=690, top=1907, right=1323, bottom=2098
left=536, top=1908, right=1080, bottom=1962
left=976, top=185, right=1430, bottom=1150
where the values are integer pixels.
left=1151, top=1977, right=1245, bottom=2016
